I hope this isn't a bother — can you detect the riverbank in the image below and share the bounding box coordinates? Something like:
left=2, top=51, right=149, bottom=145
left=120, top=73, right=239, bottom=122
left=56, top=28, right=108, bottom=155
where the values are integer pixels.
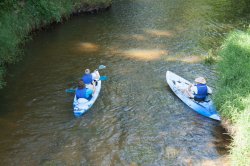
left=0, top=0, right=111, bottom=88
left=215, top=30, right=250, bottom=166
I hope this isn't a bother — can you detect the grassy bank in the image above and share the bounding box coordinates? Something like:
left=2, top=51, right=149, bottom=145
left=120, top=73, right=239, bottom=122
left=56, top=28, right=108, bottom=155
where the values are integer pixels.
left=214, top=30, right=250, bottom=166
left=0, top=0, right=111, bottom=88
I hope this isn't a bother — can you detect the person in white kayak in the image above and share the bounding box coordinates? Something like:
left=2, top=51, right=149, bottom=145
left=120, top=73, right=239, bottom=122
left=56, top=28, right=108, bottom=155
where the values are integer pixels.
left=75, top=80, right=94, bottom=101
left=81, top=68, right=100, bottom=91
left=185, top=77, right=212, bottom=101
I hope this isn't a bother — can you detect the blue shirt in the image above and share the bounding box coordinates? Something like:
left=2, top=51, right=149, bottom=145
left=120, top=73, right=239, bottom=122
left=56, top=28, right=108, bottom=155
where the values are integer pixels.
left=76, top=88, right=94, bottom=100
left=82, top=74, right=93, bottom=84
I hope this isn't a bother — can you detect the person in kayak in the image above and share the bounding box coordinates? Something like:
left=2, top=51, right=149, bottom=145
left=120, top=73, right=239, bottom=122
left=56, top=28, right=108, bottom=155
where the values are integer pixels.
left=82, top=68, right=100, bottom=91
left=186, top=77, right=212, bottom=101
left=75, top=80, right=93, bottom=100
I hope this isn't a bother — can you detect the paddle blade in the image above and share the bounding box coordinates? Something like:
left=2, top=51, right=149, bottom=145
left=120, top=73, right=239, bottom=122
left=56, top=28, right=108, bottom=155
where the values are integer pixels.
left=100, top=76, right=108, bottom=81
left=65, top=88, right=76, bottom=93
left=98, top=65, right=106, bottom=70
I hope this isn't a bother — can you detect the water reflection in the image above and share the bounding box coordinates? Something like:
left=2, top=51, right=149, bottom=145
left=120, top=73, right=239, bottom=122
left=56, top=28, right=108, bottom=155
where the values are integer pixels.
left=121, top=34, right=147, bottom=41
left=164, top=55, right=204, bottom=64
left=144, top=29, right=174, bottom=38
left=76, top=42, right=100, bottom=52
left=121, top=49, right=167, bottom=61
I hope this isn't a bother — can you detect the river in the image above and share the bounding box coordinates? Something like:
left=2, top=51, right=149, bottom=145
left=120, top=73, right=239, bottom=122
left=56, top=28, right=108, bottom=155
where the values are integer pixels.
left=1, top=0, right=250, bottom=165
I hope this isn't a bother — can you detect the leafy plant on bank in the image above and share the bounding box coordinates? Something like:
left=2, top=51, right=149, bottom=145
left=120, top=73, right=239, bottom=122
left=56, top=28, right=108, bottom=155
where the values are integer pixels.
left=215, top=30, right=250, bottom=166
left=0, top=0, right=111, bottom=88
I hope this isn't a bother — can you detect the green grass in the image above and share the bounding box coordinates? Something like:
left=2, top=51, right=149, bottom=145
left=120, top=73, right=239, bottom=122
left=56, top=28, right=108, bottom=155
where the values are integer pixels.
left=215, top=30, right=250, bottom=166
left=0, top=0, right=111, bottom=88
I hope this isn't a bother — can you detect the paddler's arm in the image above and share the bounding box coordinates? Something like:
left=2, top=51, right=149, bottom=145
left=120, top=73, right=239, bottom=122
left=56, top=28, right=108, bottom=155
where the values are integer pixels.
left=92, top=83, right=96, bottom=93
left=188, top=84, right=196, bottom=98
left=188, top=84, right=193, bottom=91
left=207, top=86, right=212, bottom=94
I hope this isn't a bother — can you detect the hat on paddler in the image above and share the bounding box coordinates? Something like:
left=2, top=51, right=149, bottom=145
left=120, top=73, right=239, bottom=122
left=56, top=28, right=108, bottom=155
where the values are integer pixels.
left=85, top=69, right=90, bottom=74
left=195, top=77, right=206, bottom=84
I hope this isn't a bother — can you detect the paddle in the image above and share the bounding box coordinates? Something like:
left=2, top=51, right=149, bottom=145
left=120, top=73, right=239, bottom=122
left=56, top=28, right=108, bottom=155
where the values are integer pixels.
left=98, top=65, right=106, bottom=70
left=65, top=88, right=76, bottom=93
left=66, top=65, right=107, bottom=93
left=100, top=76, right=108, bottom=81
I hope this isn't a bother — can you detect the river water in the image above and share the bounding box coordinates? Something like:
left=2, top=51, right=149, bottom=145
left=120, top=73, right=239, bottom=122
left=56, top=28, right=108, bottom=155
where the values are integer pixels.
left=1, top=0, right=250, bottom=165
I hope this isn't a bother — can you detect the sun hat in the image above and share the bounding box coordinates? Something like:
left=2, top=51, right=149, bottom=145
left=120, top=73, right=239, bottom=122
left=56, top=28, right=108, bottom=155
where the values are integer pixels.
left=195, top=77, right=206, bottom=84
left=85, top=69, right=90, bottom=74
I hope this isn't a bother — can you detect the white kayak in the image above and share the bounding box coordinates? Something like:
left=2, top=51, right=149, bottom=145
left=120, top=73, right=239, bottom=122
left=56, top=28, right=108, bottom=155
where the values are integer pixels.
left=166, top=71, right=220, bottom=121
left=73, top=71, right=102, bottom=117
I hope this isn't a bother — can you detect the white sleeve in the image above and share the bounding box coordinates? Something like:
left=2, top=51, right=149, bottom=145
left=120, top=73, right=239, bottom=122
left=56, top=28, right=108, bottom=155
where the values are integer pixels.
left=207, top=87, right=212, bottom=94
left=190, top=85, right=198, bottom=94
left=91, top=73, right=97, bottom=81
left=91, top=71, right=100, bottom=80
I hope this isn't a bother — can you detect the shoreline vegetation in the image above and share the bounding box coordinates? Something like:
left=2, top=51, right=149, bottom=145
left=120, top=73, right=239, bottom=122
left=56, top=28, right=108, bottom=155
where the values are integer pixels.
left=215, top=29, right=250, bottom=166
left=0, top=0, right=112, bottom=88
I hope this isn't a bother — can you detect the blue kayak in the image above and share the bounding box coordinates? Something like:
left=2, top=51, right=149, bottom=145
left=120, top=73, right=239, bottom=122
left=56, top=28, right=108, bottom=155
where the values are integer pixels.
left=166, top=71, right=220, bottom=121
left=73, top=71, right=102, bottom=117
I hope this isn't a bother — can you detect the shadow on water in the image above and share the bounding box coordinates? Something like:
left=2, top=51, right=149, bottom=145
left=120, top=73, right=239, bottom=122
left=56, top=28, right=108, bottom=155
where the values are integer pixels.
left=1, top=0, right=250, bottom=165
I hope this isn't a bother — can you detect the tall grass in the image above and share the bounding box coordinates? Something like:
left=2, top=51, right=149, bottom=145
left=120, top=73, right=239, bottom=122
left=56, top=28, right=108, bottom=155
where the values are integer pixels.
left=215, top=30, right=250, bottom=165
left=0, top=0, right=111, bottom=88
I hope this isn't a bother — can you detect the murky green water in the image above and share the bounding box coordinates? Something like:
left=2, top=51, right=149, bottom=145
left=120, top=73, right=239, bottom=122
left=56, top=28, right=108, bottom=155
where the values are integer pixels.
left=1, top=0, right=250, bottom=165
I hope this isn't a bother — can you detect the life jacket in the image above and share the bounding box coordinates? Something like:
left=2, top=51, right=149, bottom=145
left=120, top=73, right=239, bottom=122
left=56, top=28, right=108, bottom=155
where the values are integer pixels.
left=76, top=88, right=89, bottom=100
left=82, top=74, right=92, bottom=84
left=194, top=84, right=208, bottom=101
